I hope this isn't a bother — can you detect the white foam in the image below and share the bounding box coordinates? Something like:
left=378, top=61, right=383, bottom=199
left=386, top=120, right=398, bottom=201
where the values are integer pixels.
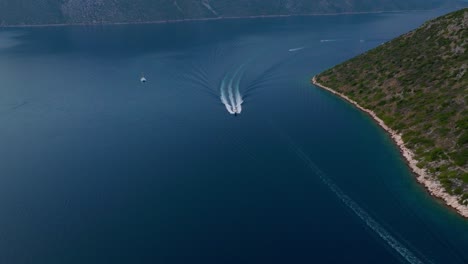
left=220, top=75, right=235, bottom=114
left=220, top=65, right=245, bottom=115
left=288, top=47, right=305, bottom=52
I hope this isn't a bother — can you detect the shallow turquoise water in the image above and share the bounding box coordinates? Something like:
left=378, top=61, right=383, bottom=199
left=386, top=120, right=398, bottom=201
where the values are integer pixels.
left=0, top=8, right=467, bottom=264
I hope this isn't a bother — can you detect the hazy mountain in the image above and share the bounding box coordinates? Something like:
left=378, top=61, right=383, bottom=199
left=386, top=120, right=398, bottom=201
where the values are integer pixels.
left=0, top=0, right=449, bottom=26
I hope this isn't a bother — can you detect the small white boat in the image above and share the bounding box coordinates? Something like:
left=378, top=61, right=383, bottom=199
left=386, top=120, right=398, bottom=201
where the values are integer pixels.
left=140, top=76, right=147, bottom=83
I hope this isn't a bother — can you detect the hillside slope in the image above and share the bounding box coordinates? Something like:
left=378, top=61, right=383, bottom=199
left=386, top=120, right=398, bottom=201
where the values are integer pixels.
left=0, top=0, right=447, bottom=26
left=316, top=9, right=467, bottom=208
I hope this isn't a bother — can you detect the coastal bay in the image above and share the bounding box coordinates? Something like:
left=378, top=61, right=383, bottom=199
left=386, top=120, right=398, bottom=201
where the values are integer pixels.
left=0, top=8, right=467, bottom=263
left=314, top=8, right=468, bottom=217
left=312, top=77, right=468, bottom=218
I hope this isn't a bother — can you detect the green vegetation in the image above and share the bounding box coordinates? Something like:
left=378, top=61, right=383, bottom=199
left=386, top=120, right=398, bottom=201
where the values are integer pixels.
left=0, top=0, right=447, bottom=26
left=317, top=9, right=468, bottom=204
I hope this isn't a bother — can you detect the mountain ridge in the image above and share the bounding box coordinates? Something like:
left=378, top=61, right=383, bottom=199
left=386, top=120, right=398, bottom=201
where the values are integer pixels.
left=0, top=0, right=449, bottom=26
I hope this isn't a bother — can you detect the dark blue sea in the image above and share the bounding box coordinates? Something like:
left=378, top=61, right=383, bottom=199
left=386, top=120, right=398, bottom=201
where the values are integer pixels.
left=0, top=8, right=467, bottom=264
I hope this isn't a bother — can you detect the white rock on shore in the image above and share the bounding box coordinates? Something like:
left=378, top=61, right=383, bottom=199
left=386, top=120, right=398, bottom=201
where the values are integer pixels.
left=312, top=76, right=468, bottom=218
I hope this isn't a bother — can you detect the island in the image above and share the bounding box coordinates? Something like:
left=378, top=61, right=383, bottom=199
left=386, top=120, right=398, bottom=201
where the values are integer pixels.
left=313, top=8, right=468, bottom=217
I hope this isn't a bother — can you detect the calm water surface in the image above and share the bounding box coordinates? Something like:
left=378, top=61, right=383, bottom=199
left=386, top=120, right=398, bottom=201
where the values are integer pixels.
left=0, top=8, right=467, bottom=264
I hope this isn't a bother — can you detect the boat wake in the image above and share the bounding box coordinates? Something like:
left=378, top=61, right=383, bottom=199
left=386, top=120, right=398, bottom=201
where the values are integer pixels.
left=288, top=47, right=305, bottom=52
left=179, top=48, right=298, bottom=116
left=220, top=65, right=245, bottom=115
left=274, top=127, right=429, bottom=264
left=320, top=39, right=340, bottom=43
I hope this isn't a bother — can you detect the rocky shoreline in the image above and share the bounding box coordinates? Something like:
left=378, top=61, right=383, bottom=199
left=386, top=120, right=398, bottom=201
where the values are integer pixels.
left=312, top=76, right=468, bottom=218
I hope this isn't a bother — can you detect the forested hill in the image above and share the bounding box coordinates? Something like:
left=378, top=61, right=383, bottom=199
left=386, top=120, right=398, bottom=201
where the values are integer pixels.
left=316, top=8, right=468, bottom=205
left=0, top=0, right=448, bottom=26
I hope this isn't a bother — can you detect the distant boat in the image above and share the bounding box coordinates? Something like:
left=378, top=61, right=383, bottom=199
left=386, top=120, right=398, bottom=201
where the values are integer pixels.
left=140, top=75, right=147, bottom=83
